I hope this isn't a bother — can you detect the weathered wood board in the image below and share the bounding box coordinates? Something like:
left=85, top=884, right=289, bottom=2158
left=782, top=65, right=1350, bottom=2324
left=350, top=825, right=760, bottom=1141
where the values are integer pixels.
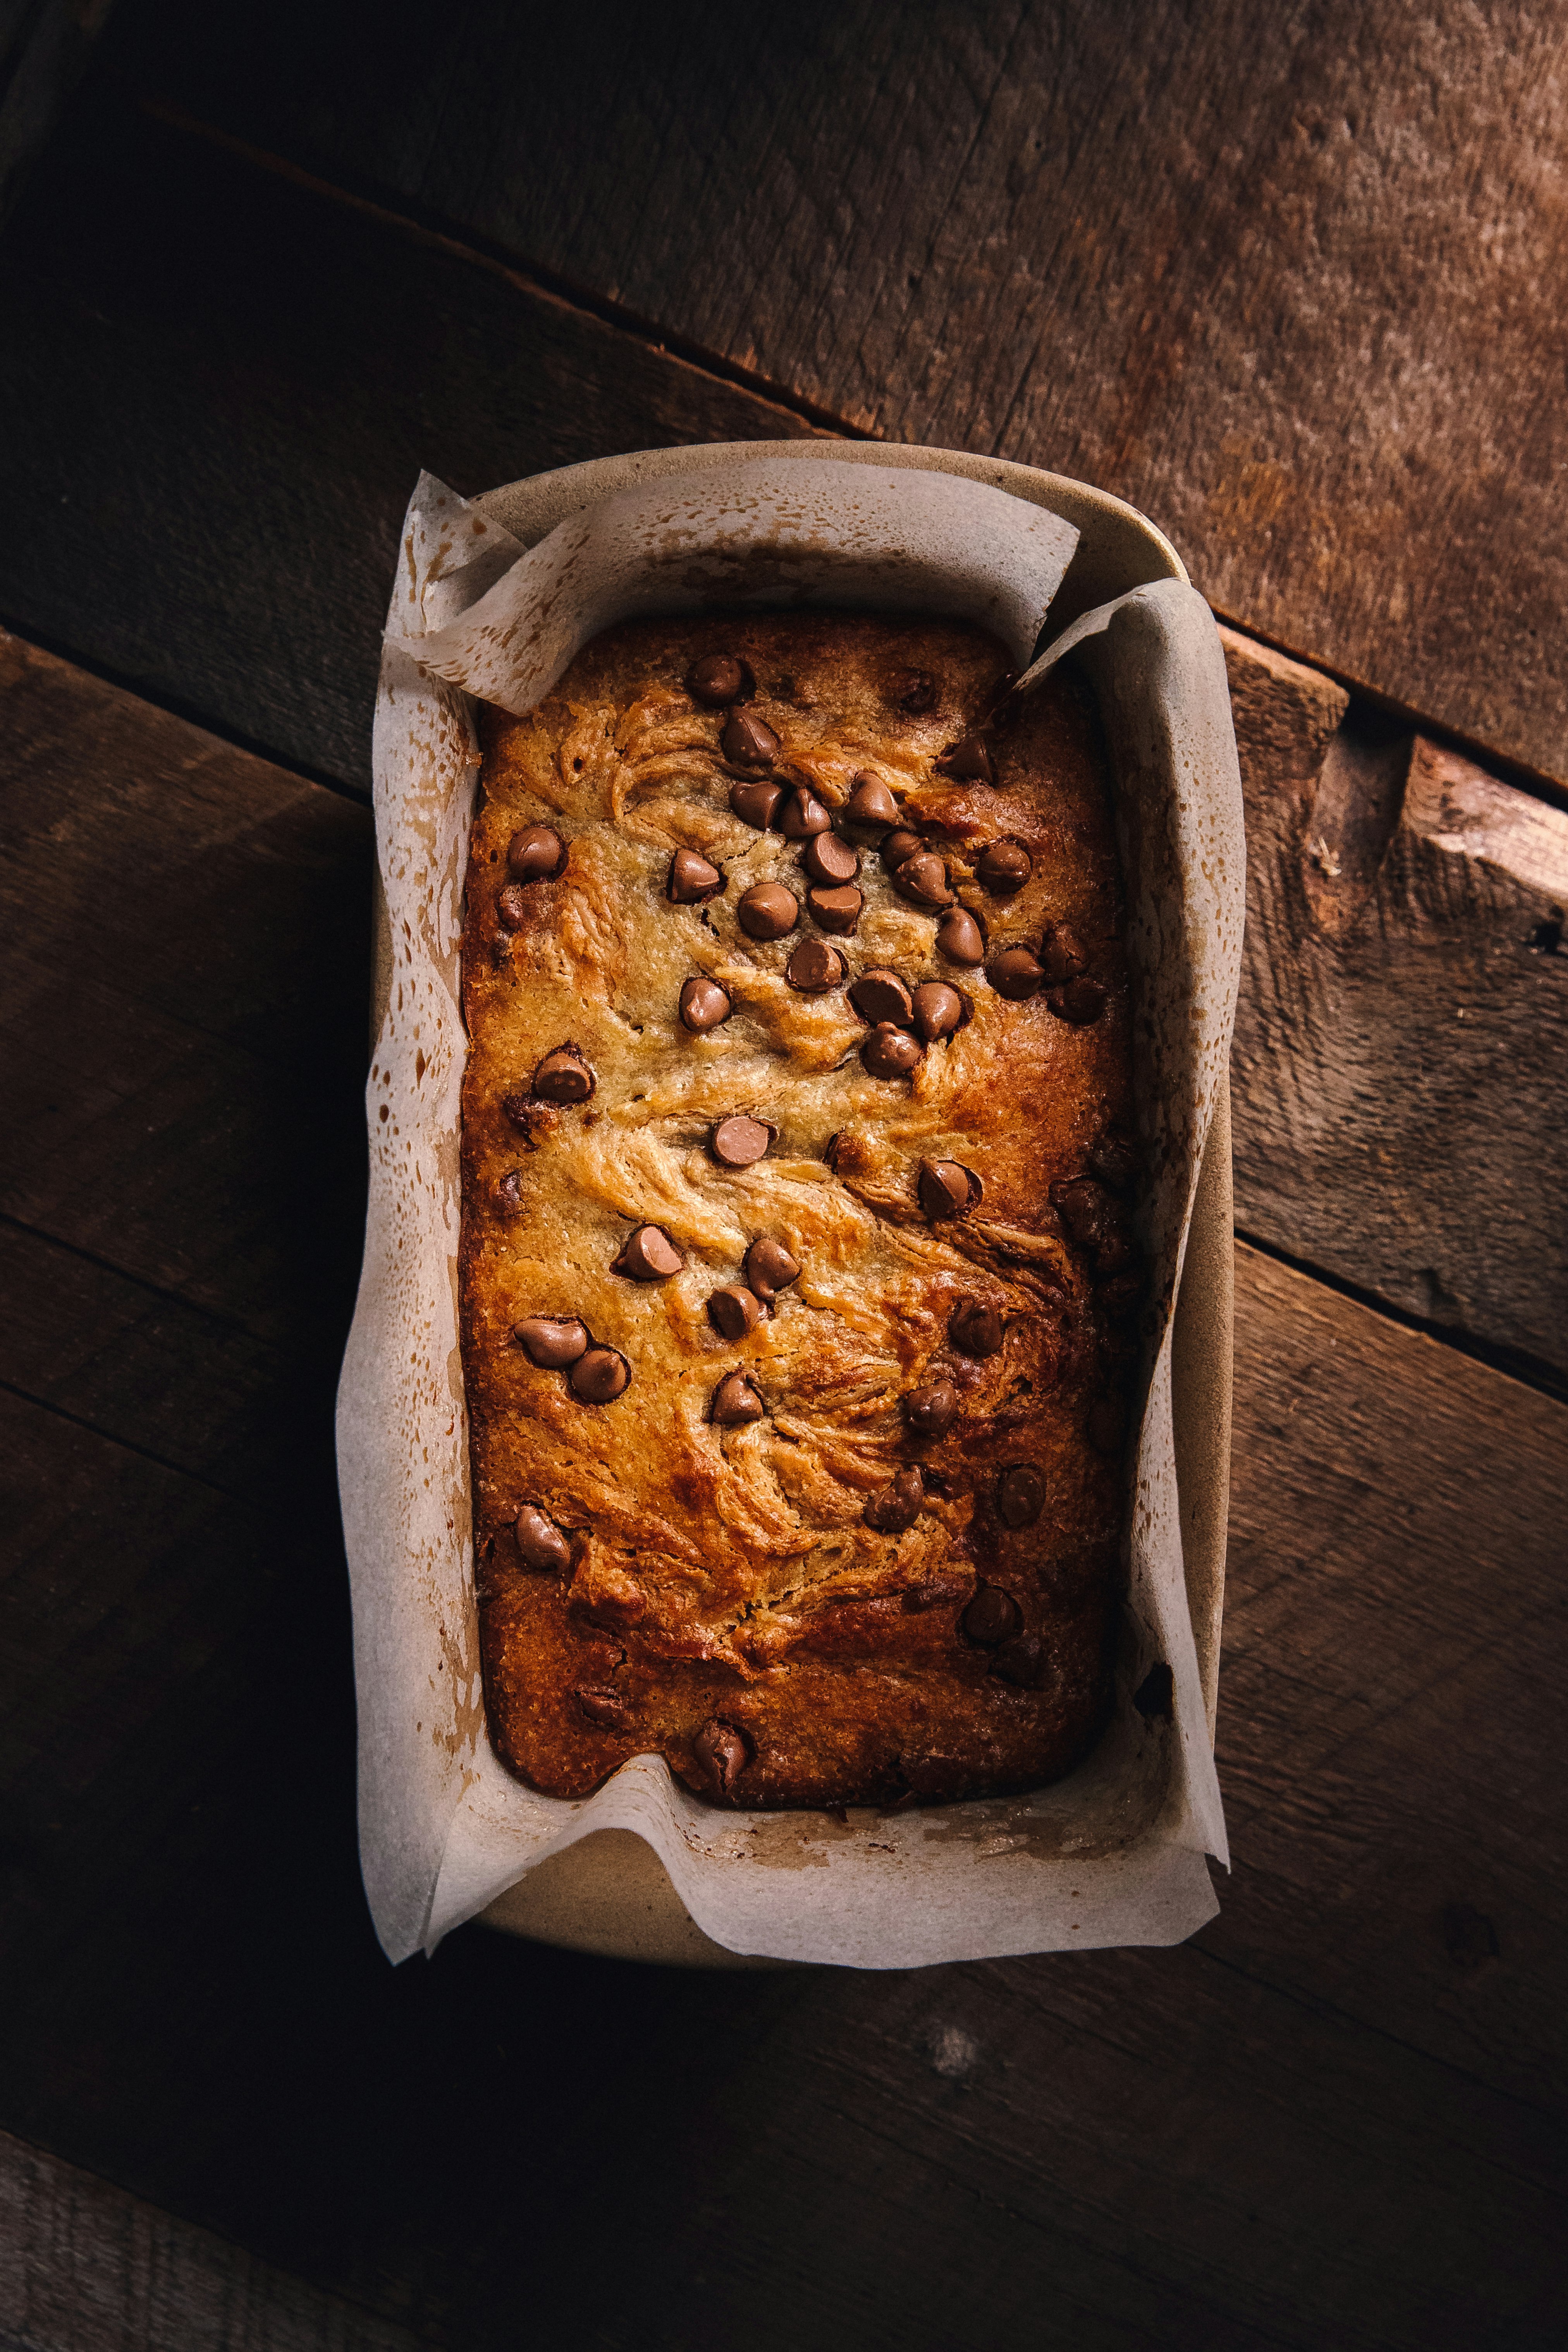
left=105, top=0, right=1568, bottom=783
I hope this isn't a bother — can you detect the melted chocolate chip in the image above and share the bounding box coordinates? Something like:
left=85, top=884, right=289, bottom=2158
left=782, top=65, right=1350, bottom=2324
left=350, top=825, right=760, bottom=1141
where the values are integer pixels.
left=1038, top=923, right=1087, bottom=983
left=496, top=884, right=531, bottom=931
left=514, top=1505, right=571, bottom=1573
left=744, top=1236, right=801, bottom=1300
left=668, top=849, right=724, bottom=903
left=569, top=1346, right=631, bottom=1404
left=962, top=1584, right=1021, bottom=1645
left=881, top=828, right=923, bottom=870
left=730, top=778, right=785, bottom=830
left=996, top=1464, right=1045, bottom=1528
left=976, top=839, right=1032, bottom=896
left=532, top=1044, right=595, bottom=1103
left=710, top=1115, right=773, bottom=1168
left=865, top=1465, right=924, bottom=1532
left=506, top=824, right=566, bottom=882
left=1090, top=1129, right=1140, bottom=1192
left=903, top=1379, right=958, bottom=1439
left=493, top=1170, right=523, bottom=1214
left=918, top=1159, right=978, bottom=1220
left=911, top=982, right=965, bottom=1042
left=891, top=852, right=952, bottom=908
left=1050, top=1177, right=1119, bottom=1250
left=778, top=785, right=833, bottom=838
left=1046, top=977, right=1107, bottom=1025
left=688, top=653, right=753, bottom=707
left=991, top=1631, right=1044, bottom=1687
left=785, top=939, right=844, bottom=992
left=842, top=774, right=901, bottom=829
left=576, top=1687, right=631, bottom=1727
left=807, top=883, right=863, bottom=934
left=848, top=968, right=913, bottom=1025
left=680, top=976, right=733, bottom=1032
left=738, top=882, right=799, bottom=941
left=936, top=907, right=986, bottom=966
left=693, top=1717, right=751, bottom=1796
left=937, top=735, right=995, bottom=785
left=514, top=1316, right=589, bottom=1368
left=989, top=946, right=1044, bottom=1001
left=708, top=1284, right=762, bottom=1340
left=889, top=666, right=938, bottom=713
left=1087, top=1394, right=1127, bottom=1455
left=710, top=1370, right=765, bottom=1425
left=802, top=832, right=860, bottom=885
left=722, top=710, right=780, bottom=767
left=949, top=1300, right=1003, bottom=1358
left=612, top=1225, right=684, bottom=1282
left=862, top=1023, right=924, bottom=1079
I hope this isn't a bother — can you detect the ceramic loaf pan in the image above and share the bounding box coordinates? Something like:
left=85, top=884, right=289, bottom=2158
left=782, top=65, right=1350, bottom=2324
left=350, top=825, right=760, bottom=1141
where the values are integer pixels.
left=368, top=440, right=1233, bottom=1969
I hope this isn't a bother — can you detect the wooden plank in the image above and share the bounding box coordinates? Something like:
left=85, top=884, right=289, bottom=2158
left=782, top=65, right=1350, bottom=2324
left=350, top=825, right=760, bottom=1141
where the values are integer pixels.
left=108, top=0, right=1568, bottom=783
left=0, top=84, right=816, bottom=794
left=0, top=2127, right=423, bottom=2352
left=1224, top=626, right=1568, bottom=1386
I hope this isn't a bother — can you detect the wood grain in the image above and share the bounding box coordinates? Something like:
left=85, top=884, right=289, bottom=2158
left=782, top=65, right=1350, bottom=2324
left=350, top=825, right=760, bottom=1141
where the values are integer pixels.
left=1224, top=627, right=1568, bottom=1385
left=108, top=0, right=1568, bottom=782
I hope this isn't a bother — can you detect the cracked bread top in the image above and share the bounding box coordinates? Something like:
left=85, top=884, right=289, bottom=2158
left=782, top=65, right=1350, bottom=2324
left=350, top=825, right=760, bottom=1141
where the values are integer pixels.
left=459, top=610, right=1137, bottom=1810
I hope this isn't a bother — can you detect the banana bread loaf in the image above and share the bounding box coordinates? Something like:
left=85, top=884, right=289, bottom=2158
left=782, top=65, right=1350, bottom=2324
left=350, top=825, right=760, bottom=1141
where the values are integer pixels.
left=459, top=610, right=1137, bottom=1809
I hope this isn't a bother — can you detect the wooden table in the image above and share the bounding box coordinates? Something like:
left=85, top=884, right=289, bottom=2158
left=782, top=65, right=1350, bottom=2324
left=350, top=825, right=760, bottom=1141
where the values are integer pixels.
left=2, top=6, right=1564, bottom=2345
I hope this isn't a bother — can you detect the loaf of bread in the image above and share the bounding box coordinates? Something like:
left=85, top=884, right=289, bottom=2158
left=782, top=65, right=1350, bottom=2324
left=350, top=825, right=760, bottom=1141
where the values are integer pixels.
left=459, top=612, right=1138, bottom=1809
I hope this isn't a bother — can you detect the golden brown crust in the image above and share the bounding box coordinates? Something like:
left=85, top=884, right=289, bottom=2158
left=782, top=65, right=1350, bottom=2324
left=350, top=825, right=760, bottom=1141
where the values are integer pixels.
left=459, top=611, right=1136, bottom=1809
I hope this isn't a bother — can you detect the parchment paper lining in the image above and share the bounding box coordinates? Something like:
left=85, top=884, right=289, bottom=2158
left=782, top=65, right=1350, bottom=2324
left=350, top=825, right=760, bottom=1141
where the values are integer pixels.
left=338, top=459, right=1244, bottom=1968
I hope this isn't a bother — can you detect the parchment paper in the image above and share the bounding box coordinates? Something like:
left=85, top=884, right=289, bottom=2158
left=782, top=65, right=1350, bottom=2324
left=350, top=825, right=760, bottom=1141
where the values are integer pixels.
left=338, top=457, right=1244, bottom=1968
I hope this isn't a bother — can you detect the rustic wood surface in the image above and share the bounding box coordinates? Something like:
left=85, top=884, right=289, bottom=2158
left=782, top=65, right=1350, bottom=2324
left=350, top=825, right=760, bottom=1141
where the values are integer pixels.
left=1, top=633, right=1564, bottom=2350
left=103, top=0, right=1568, bottom=785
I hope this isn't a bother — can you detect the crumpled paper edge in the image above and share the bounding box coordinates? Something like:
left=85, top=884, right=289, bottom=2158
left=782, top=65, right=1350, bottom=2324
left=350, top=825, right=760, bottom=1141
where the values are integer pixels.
left=337, top=466, right=1244, bottom=1968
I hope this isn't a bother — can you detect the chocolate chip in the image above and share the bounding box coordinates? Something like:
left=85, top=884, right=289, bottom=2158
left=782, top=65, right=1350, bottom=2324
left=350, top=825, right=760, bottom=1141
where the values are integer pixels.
left=889, top=667, right=938, bottom=714
left=494, top=1170, right=523, bottom=1214
left=722, top=710, right=780, bottom=767
left=1090, top=1129, right=1139, bottom=1191
left=738, top=882, right=799, bottom=940
left=1133, top=1663, right=1174, bottom=1720
left=693, top=1717, right=750, bottom=1796
left=532, top=1044, right=595, bottom=1103
left=744, top=1236, right=801, bottom=1300
left=785, top=939, right=844, bottom=992
left=708, top=1284, right=762, bottom=1339
left=501, top=1092, right=540, bottom=1132
left=936, top=907, right=986, bottom=965
left=506, top=824, right=566, bottom=882
left=514, top=1316, right=589, bottom=1368
left=937, top=735, right=995, bottom=784
left=778, top=785, right=833, bottom=837
left=949, top=1300, right=1004, bottom=1358
left=991, top=1632, right=1044, bottom=1687
left=711, top=1115, right=773, bottom=1167
left=962, top=1584, right=1021, bottom=1645
left=576, top=1687, right=631, bottom=1728
left=989, top=946, right=1044, bottom=1001
left=710, top=1370, right=764, bottom=1425
left=1087, top=1394, right=1128, bottom=1455
left=807, top=883, right=863, bottom=934
left=997, top=1464, right=1045, bottom=1528
left=881, top=828, right=923, bottom=870
left=730, top=779, right=785, bottom=830
left=918, top=1159, right=978, bottom=1220
left=981, top=670, right=1021, bottom=717
left=1050, top=1177, right=1118, bottom=1250
left=865, top=1466, right=924, bottom=1532
left=612, top=1224, right=684, bottom=1281
left=500, top=882, right=541, bottom=934
left=848, top=968, right=911, bottom=1025
left=1047, top=977, right=1107, bottom=1025
left=842, top=774, right=901, bottom=829
left=911, top=982, right=965, bottom=1042
left=688, top=653, right=753, bottom=707
left=668, top=849, right=724, bottom=903
left=680, top=976, right=733, bottom=1031
left=570, top=1346, right=631, bottom=1404
left=862, top=1023, right=924, bottom=1079
left=977, top=839, right=1032, bottom=897
left=891, top=852, right=952, bottom=908
left=1038, top=923, right=1087, bottom=983
left=802, top=832, right=860, bottom=885
left=514, top=1505, right=571, bottom=1573
left=903, top=1378, right=958, bottom=1439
